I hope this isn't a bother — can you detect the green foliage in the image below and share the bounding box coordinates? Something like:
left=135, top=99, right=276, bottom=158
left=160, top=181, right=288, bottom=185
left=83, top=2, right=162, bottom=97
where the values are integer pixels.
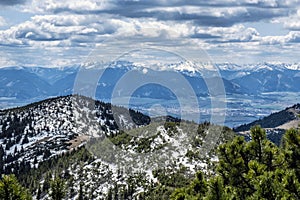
left=170, top=171, right=207, bottom=200
left=138, top=166, right=192, bottom=200
left=153, top=167, right=190, bottom=188
left=171, top=126, right=300, bottom=200
left=49, top=175, right=66, bottom=200
left=5, top=123, right=300, bottom=200
left=282, top=128, right=300, bottom=179
left=109, top=131, right=133, bottom=146
left=205, top=176, right=228, bottom=200
left=164, top=122, right=179, bottom=135
left=0, top=174, right=32, bottom=200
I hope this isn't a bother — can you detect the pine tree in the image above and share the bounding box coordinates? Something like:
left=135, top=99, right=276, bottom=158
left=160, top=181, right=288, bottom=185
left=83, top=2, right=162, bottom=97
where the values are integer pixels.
left=49, top=175, right=66, bottom=200
left=171, top=126, right=300, bottom=199
left=42, top=173, right=51, bottom=193
left=282, top=128, right=300, bottom=178
left=36, top=184, right=42, bottom=200
left=106, top=188, right=113, bottom=200
left=77, top=181, right=85, bottom=200
left=0, top=174, right=32, bottom=200
left=205, top=176, right=227, bottom=200
left=170, top=171, right=207, bottom=200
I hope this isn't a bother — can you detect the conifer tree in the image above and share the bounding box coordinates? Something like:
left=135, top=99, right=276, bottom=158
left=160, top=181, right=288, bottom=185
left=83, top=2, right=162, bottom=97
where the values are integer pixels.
left=49, top=175, right=66, bottom=200
left=171, top=126, right=300, bottom=199
left=0, top=174, right=32, bottom=200
left=77, top=181, right=85, bottom=200
left=36, top=184, right=42, bottom=200
left=282, top=128, right=300, bottom=179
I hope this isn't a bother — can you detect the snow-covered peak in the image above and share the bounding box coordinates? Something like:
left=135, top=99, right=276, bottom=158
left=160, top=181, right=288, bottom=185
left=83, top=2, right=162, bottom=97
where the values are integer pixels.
left=215, top=63, right=242, bottom=71
left=80, top=60, right=217, bottom=76
left=285, top=63, right=300, bottom=70
left=217, top=62, right=300, bottom=72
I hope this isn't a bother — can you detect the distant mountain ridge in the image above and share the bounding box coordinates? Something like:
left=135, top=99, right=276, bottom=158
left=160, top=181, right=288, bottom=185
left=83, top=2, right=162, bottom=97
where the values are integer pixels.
left=1, top=62, right=300, bottom=128
left=1, top=62, right=299, bottom=104
left=234, top=103, right=300, bottom=145
left=234, top=103, right=300, bottom=132
left=217, top=63, right=300, bottom=94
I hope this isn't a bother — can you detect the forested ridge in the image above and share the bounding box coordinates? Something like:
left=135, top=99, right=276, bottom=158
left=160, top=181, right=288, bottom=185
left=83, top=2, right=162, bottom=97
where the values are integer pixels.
left=1, top=126, right=300, bottom=199
left=1, top=96, right=299, bottom=199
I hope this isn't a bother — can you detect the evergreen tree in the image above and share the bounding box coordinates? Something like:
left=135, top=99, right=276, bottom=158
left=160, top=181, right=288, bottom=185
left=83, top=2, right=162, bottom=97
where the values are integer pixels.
left=36, top=184, right=42, bottom=200
left=106, top=188, right=113, bottom=200
left=171, top=126, right=300, bottom=199
left=0, top=174, right=32, bottom=200
left=170, top=171, right=207, bottom=200
left=77, top=181, right=85, bottom=200
left=282, top=128, right=300, bottom=179
left=205, top=176, right=228, bottom=200
left=42, top=173, right=51, bottom=194
left=49, top=175, right=66, bottom=200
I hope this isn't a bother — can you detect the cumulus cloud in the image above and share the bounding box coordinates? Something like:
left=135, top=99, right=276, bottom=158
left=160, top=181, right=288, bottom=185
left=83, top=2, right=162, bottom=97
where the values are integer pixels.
left=1, top=0, right=300, bottom=65
left=0, top=14, right=116, bottom=47
left=260, top=31, right=300, bottom=44
left=192, top=25, right=260, bottom=43
left=278, top=10, right=300, bottom=30
left=22, top=0, right=298, bottom=27
left=0, top=13, right=197, bottom=48
left=21, top=0, right=115, bottom=13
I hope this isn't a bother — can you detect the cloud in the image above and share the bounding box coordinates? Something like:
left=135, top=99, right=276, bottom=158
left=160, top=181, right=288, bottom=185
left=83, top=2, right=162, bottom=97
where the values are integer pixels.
left=191, top=25, right=260, bottom=44
left=260, top=31, right=300, bottom=45
left=0, top=0, right=26, bottom=6
left=278, top=10, right=300, bottom=30
left=115, top=6, right=288, bottom=27
left=0, top=14, right=117, bottom=47
left=1, top=0, right=300, bottom=65
left=22, top=0, right=298, bottom=27
left=0, top=17, right=6, bottom=27
left=22, top=0, right=115, bottom=13
left=0, top=13, right=196, bottom=48
left=0, top=54, right=16, bottom=67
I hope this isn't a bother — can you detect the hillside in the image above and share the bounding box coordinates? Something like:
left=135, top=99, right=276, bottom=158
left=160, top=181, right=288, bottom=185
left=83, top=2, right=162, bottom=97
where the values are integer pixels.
left=0, top=95, right=150, bottom=174
left=234, top=103, right=300, bottom=145
left=0, top=95, right=235, bottom=199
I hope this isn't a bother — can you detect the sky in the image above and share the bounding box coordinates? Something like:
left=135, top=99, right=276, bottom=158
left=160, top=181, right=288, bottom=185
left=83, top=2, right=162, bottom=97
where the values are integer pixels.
left=1, top=0, right=300, bottom=67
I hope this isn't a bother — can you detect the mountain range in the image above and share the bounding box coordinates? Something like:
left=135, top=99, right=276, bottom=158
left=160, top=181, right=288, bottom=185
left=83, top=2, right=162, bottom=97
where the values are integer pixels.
left=1, top=62, right=300, bottom=101
left=1, top=62, right=300, bottom=128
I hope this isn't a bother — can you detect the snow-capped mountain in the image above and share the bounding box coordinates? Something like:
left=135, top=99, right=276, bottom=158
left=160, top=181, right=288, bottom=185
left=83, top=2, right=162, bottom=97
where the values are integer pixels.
left=0, top=62, right=298, bottom=103
left=0, top=67, right=52, bottom=100
left=0, top=95, right=234, bottom=199
left=1, top=62, right=300, bottom=127
left=216, top=62, right=300, bottom=72
left=217, top=62, right=300, bottom=93
left=0, top=62, right=246, bottom=105
left=0, top=95, right=150, bottom=172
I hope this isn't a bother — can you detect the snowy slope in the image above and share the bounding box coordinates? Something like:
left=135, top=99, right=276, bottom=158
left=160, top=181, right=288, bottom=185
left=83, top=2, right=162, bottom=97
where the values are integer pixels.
left=0, top=95, right=149, bottom=171
left=0, top=95, right=234, bottom=199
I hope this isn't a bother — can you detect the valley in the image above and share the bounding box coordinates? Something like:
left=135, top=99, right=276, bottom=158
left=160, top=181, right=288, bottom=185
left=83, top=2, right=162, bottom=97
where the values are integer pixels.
left=1, top=62, right=300, bottom=127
